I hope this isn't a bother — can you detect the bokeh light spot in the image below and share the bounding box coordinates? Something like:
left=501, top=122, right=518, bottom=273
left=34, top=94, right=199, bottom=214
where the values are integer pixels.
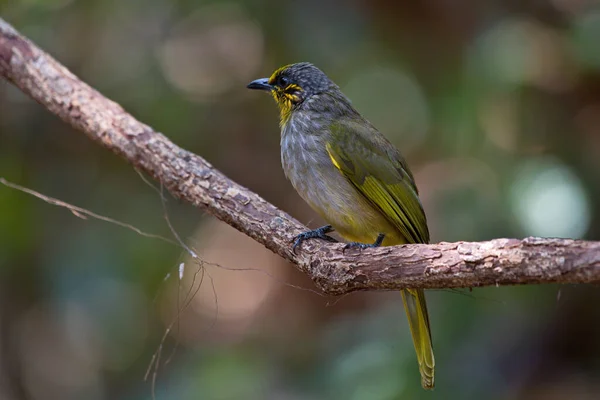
left=158, top=4, right=264, bottom=101
left=572, top=10, right=600, bottom=70
left=343, top=67, right=430, bottom=153
left=510, top=157, right=591, bottom=238
left=469, top=18, right=572, bottom=91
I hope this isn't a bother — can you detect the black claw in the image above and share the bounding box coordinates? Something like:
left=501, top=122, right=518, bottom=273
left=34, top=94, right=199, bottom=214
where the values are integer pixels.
left=343, top=233, right=385, bottom=252
left=292, top=225, right=337, bottom=253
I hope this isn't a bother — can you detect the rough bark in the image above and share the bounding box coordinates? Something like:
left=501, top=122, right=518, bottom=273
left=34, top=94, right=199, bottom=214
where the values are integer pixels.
left=1, top=18, right=599, bottom=294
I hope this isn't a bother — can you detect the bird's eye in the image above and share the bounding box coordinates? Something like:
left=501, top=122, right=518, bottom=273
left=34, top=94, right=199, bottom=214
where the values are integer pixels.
left=277, top=76, right=289, bottom=88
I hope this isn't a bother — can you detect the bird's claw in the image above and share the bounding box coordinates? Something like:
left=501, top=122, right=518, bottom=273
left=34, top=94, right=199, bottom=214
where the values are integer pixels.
left=342, top=233, right=385, bottom=253
left=292, top=225, right=337, bottom=253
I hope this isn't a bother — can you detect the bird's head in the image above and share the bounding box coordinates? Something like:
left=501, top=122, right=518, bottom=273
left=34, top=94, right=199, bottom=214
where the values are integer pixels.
left=247, top=62, right=336, bottom=125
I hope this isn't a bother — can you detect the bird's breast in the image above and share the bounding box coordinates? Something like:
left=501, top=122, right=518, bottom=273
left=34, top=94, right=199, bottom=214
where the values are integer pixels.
left=280, top=118, right=400, bottom=244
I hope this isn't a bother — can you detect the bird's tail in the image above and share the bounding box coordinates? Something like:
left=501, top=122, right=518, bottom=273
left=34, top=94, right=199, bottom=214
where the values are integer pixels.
left=401, top=288, right=435, bottom=389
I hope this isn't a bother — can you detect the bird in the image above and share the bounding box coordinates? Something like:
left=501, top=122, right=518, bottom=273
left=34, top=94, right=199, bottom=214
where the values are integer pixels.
left=247, top=62, right=435, bottom=389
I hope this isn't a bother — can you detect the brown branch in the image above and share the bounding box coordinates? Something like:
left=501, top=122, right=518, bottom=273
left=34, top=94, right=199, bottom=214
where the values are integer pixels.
left=1, top=18, right=599, bottom=294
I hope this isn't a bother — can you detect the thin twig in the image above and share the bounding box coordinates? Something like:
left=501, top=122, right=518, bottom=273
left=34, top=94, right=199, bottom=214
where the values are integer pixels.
left=0, top=177, right=175, bottom=244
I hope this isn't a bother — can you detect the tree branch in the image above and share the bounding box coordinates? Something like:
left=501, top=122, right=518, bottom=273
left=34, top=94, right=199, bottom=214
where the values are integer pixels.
left=1, top=18, right=599, bottom=294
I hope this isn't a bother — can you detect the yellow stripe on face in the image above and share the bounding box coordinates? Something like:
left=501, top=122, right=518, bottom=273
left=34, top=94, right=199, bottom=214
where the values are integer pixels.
left=268, top=64, right=293, bottom=85
left=267, top=66, right=304, bottom=127
left=286, top=83, right=302, bottom=93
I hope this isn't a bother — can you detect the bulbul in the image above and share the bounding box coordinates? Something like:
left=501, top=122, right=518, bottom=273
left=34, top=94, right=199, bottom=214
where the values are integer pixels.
left=248, top=62, right=435, bottom=389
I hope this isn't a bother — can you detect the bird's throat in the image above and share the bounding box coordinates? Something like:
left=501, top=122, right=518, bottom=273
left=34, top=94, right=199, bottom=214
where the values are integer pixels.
left=272, top=93, right=294, bottom=127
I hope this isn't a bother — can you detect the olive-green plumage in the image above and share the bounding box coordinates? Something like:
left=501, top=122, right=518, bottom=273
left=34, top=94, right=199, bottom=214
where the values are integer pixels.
left=248, top=62, right=435, bottom=389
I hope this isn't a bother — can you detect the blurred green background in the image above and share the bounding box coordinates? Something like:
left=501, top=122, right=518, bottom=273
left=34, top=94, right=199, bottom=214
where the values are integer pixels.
left=1, top=0, right=600, bottom=399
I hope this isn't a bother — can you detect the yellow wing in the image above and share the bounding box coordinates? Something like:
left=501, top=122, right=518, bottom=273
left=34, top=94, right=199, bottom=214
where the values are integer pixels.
left=326, top=118, right=429, bottom=244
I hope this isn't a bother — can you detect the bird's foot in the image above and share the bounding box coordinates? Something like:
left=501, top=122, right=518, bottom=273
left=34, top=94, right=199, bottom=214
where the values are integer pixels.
left=343, top=233, right=385, bottom=252
left=292, top=225, right=337, bottom=253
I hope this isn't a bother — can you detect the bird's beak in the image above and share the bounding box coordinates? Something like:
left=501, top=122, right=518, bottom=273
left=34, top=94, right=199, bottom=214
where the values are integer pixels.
left=247, top=78, right=273, bottom=91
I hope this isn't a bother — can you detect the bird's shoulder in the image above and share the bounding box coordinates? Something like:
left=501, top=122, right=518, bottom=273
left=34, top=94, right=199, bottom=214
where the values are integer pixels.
left=326, top=115, right=418, bottom=191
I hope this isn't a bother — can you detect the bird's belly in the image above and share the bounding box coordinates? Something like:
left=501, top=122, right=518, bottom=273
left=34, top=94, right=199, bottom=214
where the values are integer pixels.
left=282, top=144, right=404, bottom=245
left=308, top=182, right=404, bottom=245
